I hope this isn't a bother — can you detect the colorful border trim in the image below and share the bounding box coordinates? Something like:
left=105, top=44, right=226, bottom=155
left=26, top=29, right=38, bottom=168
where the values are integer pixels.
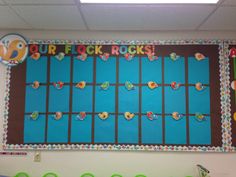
left=225, top=40, right=236, bottom=152
left=2, top=66, right=11, bottom=150
left=221, top=42, right=233, bottom=152
left=28, top=39, right=222, bottom=45
left=2, top=39, right=232, bottom=152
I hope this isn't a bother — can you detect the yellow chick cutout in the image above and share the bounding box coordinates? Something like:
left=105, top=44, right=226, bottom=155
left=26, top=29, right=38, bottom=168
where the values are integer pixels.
left=0, top=34, right=28, bottom=66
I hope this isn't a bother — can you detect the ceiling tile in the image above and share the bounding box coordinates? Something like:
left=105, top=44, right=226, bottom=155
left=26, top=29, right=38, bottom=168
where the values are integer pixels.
left=12, top=5, right=87, bottom=30
left=200, top=6, right=236, bottom=30
left=223, top=0, right=236, bottom=6
left=0, top=6, right=31, bottom=29
left=81, top=5, right=215, bottom=31
left=5, top=0, right=75, bottom=5
left=0, top=0, right=5, bottom=4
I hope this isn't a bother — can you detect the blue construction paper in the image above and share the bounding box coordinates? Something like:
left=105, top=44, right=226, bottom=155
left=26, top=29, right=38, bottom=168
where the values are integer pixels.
left=24, top=115, right=45, bottom=143
left=94, top=115, right=115, bottom=143
left=142, top=116, right=162, bottom=144
left=189, top=86, right=210, bottom=114
left=119, top=56, right=139, bottom=83
left=142, top=86, right=162, bottom=113
left=25, top=86, right=47, bottom=113
left=188, top=57, right=209, bottom=84
left=96, top=56, right=116, bottom=83
left=26, top=56, right=48, bottom=83
left=72, top=86, right=93, bottom=112
left=95, top=86, right=115, bottom=112
left=165, top=116, right=187, bottom=144
left=142, top=56, right=162, bottom=83
left=119, top=86, right=139, bottom=113
left=73, top=56, right=93, bottom=83
left=189, top=116, right=211, bottom=145
left=118, top=115, right=138, bottom=144
left=48, top=85, right=70, bottom=112
left=164, top=56, right=185, bottom=84
left=71, top=114, right=92, bottom=143
left=50, top=56, right=71, bottom=82
left=165, top=86, right=186, bottom=114
left=47, top=114, right=69, bottom=143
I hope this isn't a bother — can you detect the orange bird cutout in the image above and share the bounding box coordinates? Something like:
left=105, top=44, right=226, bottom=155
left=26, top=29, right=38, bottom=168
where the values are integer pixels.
left=0, top=39, right=27, bottom=63
left=0, top=34, right=28, bottom=66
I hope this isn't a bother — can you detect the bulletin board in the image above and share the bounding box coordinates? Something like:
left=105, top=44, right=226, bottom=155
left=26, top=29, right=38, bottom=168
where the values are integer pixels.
left=2, top=37, right=236, bottom=152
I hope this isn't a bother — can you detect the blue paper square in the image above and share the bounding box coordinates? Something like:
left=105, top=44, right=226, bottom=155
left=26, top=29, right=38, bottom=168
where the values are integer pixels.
left=189, top=116, right=211, bottom=145
left=165, top=86, right=186, bottom=114
left=142, top=116, right=162, bottom=144
left=71, top=115, right=92, bottom=143
left=142, top=86, right=162, bottom=113
left=72, top=86, right=93, bottom=112
left=118, top=115, right=138, bottom=144
left=188, top=56, right=209, bottom=84
left=142, top=56, right=162, bottom=84
left=50, top=56, right=71, bottom=83
left=24, top=115, right=46, bottom=143
left=73, top=56, right=93, bottom=83
left=94, top=115, right=115, bottom=143
left=95, top=86, right=115, bottom=113
left=47, top=115, right=69, bottom=143
left=119, top=86, right=139, bottom=113
left=25, top=86, right=47, bottom=113
left=165, top=116, right=187, bottom=144
left=189, top=86, right=210, bottom=114
left=96, top=56, right=116, bottom=83
left=119, top=56, right=139, bottom=83
left=164, top=56, right=185, bottom=84
left=26, top=56, right=48, bottom=83
left=48, top=85, right=70, bottom=112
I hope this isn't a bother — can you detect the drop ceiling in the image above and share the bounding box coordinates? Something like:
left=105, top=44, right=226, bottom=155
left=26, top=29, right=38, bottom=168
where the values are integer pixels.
left=0, top=0, right=235, bottom=31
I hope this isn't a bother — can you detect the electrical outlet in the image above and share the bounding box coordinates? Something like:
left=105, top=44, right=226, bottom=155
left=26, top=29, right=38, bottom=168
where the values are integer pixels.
left=34, top=151, right=41, bottom=162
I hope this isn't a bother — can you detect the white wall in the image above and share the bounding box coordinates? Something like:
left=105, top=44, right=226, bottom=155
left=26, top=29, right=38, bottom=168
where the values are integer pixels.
left=0, top=30, right=236, bottom=177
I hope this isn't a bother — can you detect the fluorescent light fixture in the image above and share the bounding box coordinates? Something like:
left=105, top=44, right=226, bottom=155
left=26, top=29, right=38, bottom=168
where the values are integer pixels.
left=80, top=0, right=219, bottom=4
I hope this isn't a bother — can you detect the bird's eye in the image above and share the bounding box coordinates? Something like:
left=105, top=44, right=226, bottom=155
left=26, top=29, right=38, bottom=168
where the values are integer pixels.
left=17, top=42, right=24, bottom=49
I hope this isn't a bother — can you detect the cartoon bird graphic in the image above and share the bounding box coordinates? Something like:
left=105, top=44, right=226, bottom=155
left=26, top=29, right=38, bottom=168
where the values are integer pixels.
left=124, top=112, right=135, bottom=120
left=195, top=52, right=206, bottom=61
left=124, top=53, right=134, bottom=61
left=53, top=81, right=64, bottom=90
left=195, top=82, right=205, bottom=91
left=77, top=53, right=87, bottom=61
left=30, top=111, right=39, bottom=120
left=146, top=111, right=158, bottom=121
left=76, top=112, right=86, bottom=121
left=76, top=81, right=86, bottom=89
left=148, top=81, right=158, bottom=89
left=0, top=39, right=27, bottom=63
left=195, top=112, right=205, bottom=122
left=172, top=112, right=183, bottom=120
left=98, top=112, right=109, bottom=120
left=53, top=112, right=63, bottom=120
left=125, top=81, right=135, bottom=91
left=170, top=52, right=180, bottom=61
left=99, top=53, right=110, bottom=61
left=147, top=53, right=158, bottom=61
left=171, top=81, right=181, bottom=90
left=100, top=81, right=110, bottom=90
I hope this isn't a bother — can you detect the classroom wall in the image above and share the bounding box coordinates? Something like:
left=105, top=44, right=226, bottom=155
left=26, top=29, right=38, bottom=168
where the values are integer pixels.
left=0, top=30, right=236, bottom=177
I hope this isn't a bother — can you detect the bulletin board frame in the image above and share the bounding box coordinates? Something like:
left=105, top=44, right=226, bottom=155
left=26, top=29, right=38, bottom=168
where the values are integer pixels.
left=2, top=38, right=235, bottom=152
